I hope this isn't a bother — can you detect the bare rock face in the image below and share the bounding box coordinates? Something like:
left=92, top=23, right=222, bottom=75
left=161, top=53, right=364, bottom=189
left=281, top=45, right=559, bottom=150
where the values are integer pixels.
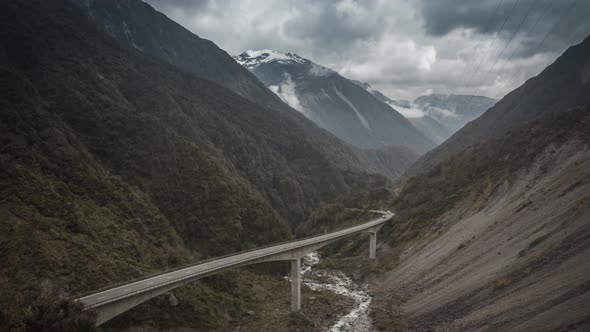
left=374, top=111, right=590, bottom=331
left=153, top=292, right=179, bottom=307
left=167, top=293, right=179, bottom=307
left=251, top=285, right=269, bottom=302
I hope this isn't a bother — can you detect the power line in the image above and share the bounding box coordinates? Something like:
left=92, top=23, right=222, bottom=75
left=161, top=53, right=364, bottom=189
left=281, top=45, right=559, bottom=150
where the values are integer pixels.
left=457, top=0, right=522, bottom=98
left=448, top=0, right=506, bottom=96
left=490, top=0, right=581, bottom=114
left=498, top=0, right=553, bottom=67
left=458, top=0, right=531, bottom=114
left=482, top=0, right=539, bottom=81
left=494, top=0, right=578, bottom=93
left=527, top=0, right=579, bottom=59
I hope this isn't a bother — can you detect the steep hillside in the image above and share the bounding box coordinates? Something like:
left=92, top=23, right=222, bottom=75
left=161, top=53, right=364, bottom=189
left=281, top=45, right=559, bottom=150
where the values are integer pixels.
left=410, top=36, right=590, bottom=176
left=0, top=0, right=391, bottom=329
left=75, top=0, right=414, bottom=180
left=354, top=146, right=419, bottom=181
left=234, top=50, right=435, bottom=153
left=373, top=106, right=590, bottom=331
left=370, top=38, right=590, bottom=330
left=407, top=116, right=454, bottom=144
left=73, top=0, right=285, bottom=109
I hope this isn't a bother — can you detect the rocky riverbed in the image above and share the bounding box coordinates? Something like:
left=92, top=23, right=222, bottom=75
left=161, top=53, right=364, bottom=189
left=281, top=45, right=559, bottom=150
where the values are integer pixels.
left=301, top=252, right=374, bottom=332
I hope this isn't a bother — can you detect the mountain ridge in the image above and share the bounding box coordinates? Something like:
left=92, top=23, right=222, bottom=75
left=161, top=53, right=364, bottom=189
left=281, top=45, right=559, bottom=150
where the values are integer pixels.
left=76, top=1, right=419, bottom=180
left=234, top=49, right=436, bottom=154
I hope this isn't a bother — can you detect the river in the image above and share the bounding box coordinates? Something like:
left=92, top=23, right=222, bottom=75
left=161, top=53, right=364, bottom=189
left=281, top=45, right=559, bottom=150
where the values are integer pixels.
left=301, top=252, right=374, bottom=332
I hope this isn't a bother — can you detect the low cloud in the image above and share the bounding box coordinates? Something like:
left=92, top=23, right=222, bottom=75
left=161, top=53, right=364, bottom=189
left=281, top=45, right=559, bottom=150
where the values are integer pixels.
left=269, top=74, right=304, bottom=113
left=308, top=63, right=334, bottom=77
left=428, top=106, right=458, bottom=119
left=388, top=101, right=425, bottom=119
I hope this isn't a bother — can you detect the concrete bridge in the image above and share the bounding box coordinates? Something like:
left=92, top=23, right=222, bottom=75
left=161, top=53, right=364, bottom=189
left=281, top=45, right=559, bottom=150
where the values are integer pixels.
left=77, top=210, right=393, bottom=326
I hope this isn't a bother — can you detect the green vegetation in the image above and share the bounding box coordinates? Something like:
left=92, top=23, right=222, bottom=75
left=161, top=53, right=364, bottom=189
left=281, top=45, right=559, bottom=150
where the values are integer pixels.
left=493, top=277, right=511, bottom=290
left=0, top=280, right=96, bottom=331
left=0, top=0, right=391, bottom=330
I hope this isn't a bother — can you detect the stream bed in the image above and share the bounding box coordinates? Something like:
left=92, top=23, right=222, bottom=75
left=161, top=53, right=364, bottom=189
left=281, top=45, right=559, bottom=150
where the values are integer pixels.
left=301, top=252, right=374, bottom=332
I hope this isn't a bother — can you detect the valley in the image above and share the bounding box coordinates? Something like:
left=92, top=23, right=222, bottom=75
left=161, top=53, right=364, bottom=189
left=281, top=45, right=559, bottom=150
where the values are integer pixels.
left=1, top=0, right=589, bottom=331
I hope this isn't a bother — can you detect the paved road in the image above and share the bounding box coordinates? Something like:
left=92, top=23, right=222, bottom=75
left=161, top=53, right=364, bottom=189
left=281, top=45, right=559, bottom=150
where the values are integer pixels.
left=78, top=210, right=393, bottom=309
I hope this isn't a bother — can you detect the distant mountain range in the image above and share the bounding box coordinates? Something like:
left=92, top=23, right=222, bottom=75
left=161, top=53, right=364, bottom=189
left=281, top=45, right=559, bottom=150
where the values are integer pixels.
left=355, top=82, right=497, bottom=143
left=234, top=50, right=435, bottom=154
left=413, top=94, right=497, bottom=132
left=409, top=34, right=590, bottom=177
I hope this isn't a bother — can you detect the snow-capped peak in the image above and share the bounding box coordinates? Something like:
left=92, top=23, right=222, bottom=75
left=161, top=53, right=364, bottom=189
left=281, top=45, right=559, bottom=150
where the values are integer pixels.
left=234, top=49, right=308, bottom=69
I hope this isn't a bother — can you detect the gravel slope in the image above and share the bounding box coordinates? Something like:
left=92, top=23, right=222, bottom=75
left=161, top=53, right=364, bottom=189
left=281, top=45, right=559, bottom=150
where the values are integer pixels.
left=374, top=138, right=590, bottom=331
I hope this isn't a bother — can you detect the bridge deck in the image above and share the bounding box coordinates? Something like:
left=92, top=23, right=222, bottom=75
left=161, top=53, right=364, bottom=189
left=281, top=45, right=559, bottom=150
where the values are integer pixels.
left=78, top=211, right=393, bottom=311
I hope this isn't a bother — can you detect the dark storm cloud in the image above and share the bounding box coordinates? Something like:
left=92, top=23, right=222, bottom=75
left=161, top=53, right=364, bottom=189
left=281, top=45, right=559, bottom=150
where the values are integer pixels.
left=421, top=0, right=590, bottom=57
left=143, top=0, right=590, bottom=100
left=281, top=0, right=386, bottom=53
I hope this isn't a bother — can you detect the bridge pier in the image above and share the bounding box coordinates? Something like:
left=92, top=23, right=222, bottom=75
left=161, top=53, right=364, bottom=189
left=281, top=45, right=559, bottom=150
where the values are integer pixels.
left=78, top=212, right=393, bottom=325
left=369, top=231, right=377, bottom=259
left=291, top=258, right=301, bottom=312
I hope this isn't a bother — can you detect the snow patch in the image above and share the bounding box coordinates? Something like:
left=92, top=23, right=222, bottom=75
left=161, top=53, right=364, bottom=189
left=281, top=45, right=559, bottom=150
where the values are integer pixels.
left=321, top=88, right=335, bottom=102
left=234, top=49, right=307, bottom=69
left=333, top=87, right=371, bottom=130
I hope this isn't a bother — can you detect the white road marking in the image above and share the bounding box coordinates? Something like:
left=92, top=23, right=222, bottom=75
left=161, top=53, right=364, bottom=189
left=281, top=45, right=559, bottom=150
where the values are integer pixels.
left=98, top=296, right=106, bottom=300
left=124, top=289, right=132, bottom=292
left=146, top=282, right=154, bottom=285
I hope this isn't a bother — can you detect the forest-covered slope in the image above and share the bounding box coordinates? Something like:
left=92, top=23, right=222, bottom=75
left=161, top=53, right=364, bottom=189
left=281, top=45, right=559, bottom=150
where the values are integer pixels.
left=0, top=0, right=390, bottom=329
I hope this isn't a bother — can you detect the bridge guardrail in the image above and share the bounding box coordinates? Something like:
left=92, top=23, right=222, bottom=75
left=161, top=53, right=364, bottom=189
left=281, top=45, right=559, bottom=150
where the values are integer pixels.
left=75, top=210, right=388, bottom=299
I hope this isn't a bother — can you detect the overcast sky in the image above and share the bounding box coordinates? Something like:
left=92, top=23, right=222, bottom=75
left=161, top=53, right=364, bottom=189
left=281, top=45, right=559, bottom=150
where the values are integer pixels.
left=145, top=0, right=590, bottom=100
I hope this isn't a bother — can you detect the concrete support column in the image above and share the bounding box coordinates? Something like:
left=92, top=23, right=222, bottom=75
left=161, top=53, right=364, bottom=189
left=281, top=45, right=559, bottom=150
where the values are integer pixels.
left=290, top=258, right=301, bottom=312
left=369, top=232, right=377, bottom=259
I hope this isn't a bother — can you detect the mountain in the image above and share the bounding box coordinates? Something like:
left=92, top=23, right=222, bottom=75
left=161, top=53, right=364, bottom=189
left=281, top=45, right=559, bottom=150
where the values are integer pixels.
left=355, top=81, right=497, bottom=144
left=375, top=106, right=590, bottom=331
left=410, top=36, right=590, bottom=176
left=355, top=82, right=496, bottom=144
left=234, top=50, right=435, bottom=153
left=413, top=94, right=497, bottom=132
left=0, top=0, right=393, bottom=329
left=402, top=94, right=496, bottom=143
left=407, top=115, right=454, bottom=144
left=371, top=36, right=590, bottom=331
left=73, top=0, right=418, bottom=180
